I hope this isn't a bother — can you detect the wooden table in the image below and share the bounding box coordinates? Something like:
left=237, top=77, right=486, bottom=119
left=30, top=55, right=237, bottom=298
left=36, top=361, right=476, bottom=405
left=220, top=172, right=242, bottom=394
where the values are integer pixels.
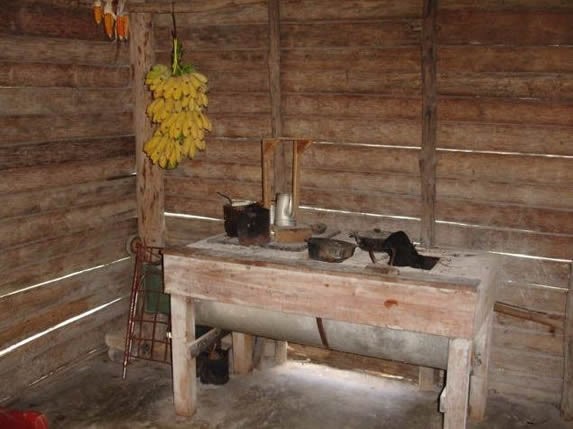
left=163, top=236, right=499, bottom=428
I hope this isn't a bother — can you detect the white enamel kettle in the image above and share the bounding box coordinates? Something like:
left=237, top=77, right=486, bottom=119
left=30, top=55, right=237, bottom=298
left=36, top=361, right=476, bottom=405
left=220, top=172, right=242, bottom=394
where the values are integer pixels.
left=275, top=193, right=295, bottom=227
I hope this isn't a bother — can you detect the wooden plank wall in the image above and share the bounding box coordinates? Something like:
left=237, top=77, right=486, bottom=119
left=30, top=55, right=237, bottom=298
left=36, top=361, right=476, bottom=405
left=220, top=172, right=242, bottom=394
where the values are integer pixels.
left=157, top=0, right=572, bottom=405
left=282, top=0, right=424, bottom=236
left=435, top=0, right=573, bottom=404
left=0, top=0, right=135, bottom=401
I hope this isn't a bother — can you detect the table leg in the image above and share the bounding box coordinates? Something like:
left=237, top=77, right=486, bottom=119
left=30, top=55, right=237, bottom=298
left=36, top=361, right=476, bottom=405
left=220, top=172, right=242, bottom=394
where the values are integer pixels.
left=170, top=295, right=197, bottom=416
left=418, top=367, right=437, bottom=391
left=275, top=340, right=288, bottom=365
left=444, top=338, right=472, bottom=429
left=232, top=332, right=254, bottom=375
left=469, top=312, right=493, bottom=420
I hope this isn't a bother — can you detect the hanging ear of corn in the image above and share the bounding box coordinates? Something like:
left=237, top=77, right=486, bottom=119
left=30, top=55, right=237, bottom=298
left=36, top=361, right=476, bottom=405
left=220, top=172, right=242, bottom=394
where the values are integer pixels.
left=92, top=0, right=103, bottom=25
left=103, top=0, right=115, bottom=40
left=117, top=15, right=129, bottom=41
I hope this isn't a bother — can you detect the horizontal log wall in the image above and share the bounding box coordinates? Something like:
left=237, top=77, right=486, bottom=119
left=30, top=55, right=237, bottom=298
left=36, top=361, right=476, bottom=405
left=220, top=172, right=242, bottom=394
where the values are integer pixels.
left=435, top=0, right=573, bottom=404
left=281, top=0, right=424, bottom=239
left=0, top=0, right=135, bottom=401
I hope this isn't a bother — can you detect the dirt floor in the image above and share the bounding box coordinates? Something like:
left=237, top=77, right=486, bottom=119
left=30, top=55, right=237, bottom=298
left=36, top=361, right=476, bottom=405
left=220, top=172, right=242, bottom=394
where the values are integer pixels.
left=6, top=353, right=573, bottom=429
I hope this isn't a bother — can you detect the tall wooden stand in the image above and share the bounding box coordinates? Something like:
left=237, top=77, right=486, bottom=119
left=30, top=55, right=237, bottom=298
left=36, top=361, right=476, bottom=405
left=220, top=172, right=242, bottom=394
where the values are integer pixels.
left=261, top=138, right=313, bottom=211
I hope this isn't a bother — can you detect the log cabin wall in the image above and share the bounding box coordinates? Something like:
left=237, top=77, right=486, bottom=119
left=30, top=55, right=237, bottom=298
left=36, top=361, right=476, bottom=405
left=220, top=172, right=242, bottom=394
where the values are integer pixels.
left=434, top=1, right=573, bottom=404
left=157, top=0, right=573, bottom=406
left=0, top=0, right=136, bottom=401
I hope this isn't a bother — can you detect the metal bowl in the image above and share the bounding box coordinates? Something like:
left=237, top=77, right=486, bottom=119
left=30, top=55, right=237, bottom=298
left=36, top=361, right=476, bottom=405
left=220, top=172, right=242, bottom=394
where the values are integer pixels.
left=307, top=238, right=356, bottom=263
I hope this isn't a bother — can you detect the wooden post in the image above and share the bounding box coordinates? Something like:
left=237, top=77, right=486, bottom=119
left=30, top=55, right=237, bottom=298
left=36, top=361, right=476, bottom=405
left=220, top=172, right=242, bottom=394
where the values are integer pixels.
left=267, top=0, right=287, bottom=193
left=561, top=263, right=573, bottom=420
left=419, top=0, right=437, bottom=248
left=232, top=332, right=254, bottom=375
left=469, top=312, right=493, bottom=421
left=418, top=367, right=436, bottom=391
left=130, top=12, right=164, bottom=247
left=291, top=139, right=313, bottom=219
left=261, top=138, right=279, bottom=208
left=170, top=295, right=197, bottom=416
left=444, top=338, right=472, bottom=429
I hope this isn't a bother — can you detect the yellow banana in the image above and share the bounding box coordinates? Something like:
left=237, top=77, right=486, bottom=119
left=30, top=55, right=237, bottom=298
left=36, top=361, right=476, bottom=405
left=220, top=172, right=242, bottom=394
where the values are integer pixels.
left=192, top=71, right=208, bottom=84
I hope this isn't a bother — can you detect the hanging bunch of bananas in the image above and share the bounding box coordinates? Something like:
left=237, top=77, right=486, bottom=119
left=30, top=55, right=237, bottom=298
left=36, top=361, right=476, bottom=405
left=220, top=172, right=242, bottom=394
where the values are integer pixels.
left=143, top=38, right=212, bottom=169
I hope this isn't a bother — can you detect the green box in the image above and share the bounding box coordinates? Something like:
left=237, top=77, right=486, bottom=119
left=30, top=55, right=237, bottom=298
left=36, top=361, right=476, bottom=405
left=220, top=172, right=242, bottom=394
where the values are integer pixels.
left=143, top=263, right=170, bottom=315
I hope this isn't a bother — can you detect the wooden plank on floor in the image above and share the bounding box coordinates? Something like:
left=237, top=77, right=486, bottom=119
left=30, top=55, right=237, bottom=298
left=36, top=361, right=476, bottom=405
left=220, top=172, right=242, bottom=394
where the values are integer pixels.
left=288, top=343, right=419, bottom=381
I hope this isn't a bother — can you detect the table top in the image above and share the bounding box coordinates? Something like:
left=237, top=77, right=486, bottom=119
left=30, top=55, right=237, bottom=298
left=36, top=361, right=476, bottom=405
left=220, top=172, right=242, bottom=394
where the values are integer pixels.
left=164, top=233, right=499, bottom=339
left=175, top=233, right=497, bottom=289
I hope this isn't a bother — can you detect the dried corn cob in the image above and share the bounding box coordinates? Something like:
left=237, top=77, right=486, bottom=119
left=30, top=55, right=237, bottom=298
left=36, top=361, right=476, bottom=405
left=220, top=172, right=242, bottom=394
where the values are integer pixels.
left=117, top=15, right=129, bottom=41
left=103, top=0, right=115, bottom=40
left=92, top=0, right=103, bottom=25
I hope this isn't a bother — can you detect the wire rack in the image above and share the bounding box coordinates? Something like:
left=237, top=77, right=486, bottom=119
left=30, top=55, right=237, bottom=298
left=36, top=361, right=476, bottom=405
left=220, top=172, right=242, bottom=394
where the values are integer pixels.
left=122, top=242, right=171, bottom=379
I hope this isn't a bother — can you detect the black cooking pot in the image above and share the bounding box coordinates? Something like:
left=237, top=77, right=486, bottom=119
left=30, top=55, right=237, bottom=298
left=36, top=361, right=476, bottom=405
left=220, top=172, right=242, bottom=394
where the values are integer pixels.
left=237, top=203, right=270, bottom=246
left=223, top=201, right=253, bottom=237
left=307, top=237, right=356, bottom=263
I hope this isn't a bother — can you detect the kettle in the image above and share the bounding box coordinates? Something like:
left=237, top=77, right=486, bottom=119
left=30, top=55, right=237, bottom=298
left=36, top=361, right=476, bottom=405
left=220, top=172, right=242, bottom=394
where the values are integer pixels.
left=275, top=193, right=295, bottom=227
